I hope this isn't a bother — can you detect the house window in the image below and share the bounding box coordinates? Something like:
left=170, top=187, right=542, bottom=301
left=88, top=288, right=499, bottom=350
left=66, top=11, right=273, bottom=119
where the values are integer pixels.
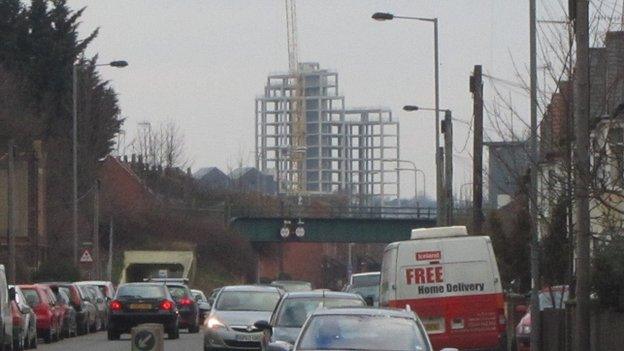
left=608, top=127, right=624, bottom=187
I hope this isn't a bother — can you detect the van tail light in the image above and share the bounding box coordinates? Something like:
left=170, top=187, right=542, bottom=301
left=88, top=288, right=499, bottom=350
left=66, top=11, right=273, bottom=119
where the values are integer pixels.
left=179, top=297, right=193, bottom=306
left=110, top=300, right=122, bottom=312
left=160, top=300, right=174, bottom=311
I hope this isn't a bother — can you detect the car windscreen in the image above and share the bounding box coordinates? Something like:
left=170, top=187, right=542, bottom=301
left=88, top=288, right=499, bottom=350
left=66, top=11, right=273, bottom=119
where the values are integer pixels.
left=168, top=286, right=189, bottom=300
left=116, top=285, right=166, bottom=299
left=21, top=289, right=40, bottom=307
left=298, top=315, right=429, bottom=351
left=539, top=289, right=568, bottom=310
left=351, top=274, right=380, bottom=287
left=216, top=291, right=280, bottom=312
left=277, top=298, right=365, bottom=327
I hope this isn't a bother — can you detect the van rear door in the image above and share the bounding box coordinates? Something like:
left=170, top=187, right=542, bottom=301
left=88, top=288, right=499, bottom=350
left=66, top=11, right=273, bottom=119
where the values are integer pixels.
left=379, top=244, right=398, bottom=306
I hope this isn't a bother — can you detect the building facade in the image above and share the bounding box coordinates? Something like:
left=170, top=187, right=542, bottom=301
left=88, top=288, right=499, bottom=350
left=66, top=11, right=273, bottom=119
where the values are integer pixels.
left=255, top=63, right=400, bottom=205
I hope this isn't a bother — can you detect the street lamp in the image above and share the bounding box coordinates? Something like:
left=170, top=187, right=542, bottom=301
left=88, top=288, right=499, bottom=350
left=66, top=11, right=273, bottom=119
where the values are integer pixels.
left=403, top=106, right=453, bottom=225
left=396, top=159, right=426, bottom=205
left=372, top=12, right=442, bottom=224
left=72, top=60, right=128, bottom=265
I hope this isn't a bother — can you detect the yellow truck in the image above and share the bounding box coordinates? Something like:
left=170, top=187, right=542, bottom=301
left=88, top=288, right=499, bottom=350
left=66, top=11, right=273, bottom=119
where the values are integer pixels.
left=119, top=250, right=196, bottom=284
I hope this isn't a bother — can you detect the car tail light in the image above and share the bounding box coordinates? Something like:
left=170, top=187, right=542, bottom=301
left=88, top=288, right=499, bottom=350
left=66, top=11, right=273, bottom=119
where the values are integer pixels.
left=497, top=308, right=507, bottom=331
left=179, top=297, right=193, bottom=306
left=110, top=300, right=122, bottom=311
left=160, top=300, right=174, bottom=311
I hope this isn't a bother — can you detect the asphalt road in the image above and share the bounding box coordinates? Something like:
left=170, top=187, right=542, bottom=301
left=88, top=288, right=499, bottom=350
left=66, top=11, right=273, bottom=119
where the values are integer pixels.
left=37, top=330, right=203, bottom=351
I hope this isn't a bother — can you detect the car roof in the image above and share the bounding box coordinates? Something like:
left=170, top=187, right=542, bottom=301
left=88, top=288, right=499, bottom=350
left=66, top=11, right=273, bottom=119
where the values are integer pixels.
left=282, top=291, right=363, bottom=299
left=78, top=281, right=112, bottom=286
left=351, top=272, right=380, bottom=277
left=221, top=285, right=282, bottom=293
left=118, top=282, right=167, bottom=287
left=272, top=280, right=310, bottom=284
left=309, top=307, right=416, bottom=319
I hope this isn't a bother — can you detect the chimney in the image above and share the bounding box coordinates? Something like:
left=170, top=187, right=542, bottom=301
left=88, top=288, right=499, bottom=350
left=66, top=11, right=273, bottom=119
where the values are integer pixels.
left=123, top=155, right=128, bottom=163
left=138, top=154, right=143, bottom=165
left=131, top=154, right=136, bottom=163
left=187, top=167, right=192, bottom=176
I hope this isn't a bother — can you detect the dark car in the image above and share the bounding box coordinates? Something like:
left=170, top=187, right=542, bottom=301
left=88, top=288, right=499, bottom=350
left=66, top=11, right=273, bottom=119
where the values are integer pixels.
left=46, top=282, right=96, bottom=335
left=52, top=287, right=77, bottom=338
left=9, top=286, right=37, bottom=350
left=108, top=282, right=180, bottom=340
left=203, top=285, right=282, bottom=351
left=257, top=291, right=365, bottom=349
left=266, top=308, right=435, bottom=351
left=191, top=289, right=212, bottom=325
left=76, top=283, right=107, bottom=331
left=165, top=283, right=200, bottom=333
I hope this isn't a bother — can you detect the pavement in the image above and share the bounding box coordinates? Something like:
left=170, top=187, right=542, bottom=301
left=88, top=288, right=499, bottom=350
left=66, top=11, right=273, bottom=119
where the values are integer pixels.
left=37, top=330, right=203, bottom=351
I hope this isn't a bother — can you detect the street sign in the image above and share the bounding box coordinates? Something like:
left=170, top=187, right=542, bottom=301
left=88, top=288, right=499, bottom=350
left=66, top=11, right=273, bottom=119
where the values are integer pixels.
left=132, top=324, right=164, bottom=351
left=79, top=248, right=93, bottom=263
left=280, top=226, right=290, bottom=238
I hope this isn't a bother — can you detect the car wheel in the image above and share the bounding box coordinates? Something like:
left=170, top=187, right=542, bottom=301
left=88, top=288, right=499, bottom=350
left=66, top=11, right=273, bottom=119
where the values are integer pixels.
left=167, top=323, right=180, bottom=340
left=43, top=329, right=52, bottom=344
left=107, top=329, right=120, bottom=341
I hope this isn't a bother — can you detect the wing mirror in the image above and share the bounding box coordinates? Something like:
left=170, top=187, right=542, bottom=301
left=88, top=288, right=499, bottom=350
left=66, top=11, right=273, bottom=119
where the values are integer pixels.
left=254, top=320, right=271, bottom=331
left=8, top=288, right=15, bottom=302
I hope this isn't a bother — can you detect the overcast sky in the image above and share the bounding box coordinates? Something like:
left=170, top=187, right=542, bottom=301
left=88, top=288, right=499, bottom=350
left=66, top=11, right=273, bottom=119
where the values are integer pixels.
left=66, top=0, right=590, bottom=198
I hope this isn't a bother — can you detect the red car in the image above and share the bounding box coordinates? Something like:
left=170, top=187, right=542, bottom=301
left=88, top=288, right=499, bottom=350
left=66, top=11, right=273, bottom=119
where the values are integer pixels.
left=19, top=284, right=63, bottom=343
left=515, top=285, right=569, bottom=351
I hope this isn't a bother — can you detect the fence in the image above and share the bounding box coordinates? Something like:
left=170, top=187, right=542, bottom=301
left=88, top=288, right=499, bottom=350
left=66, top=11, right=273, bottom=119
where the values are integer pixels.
left=539, top=305, right=624, bottom=351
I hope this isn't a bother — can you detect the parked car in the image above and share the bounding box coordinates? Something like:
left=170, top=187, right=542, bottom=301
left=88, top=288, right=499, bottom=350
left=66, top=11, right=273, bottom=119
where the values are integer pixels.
left=9, top=286, right=36, bottom=350
left=270, top=280, right=312, bottom=292
left=515, top=285, right=569, bottom=351
left=19, top=284, right=62, bottom=343
left=262, top=307, right=448, bottom=351
left=76, top=283, right=107, bottom=331
left=52, top=287, right=78, bottom=338
left=257, top=291, right=365, bottom=349
left=46, top=282, right=96, bottom=335
left=0, top=266, right=12, bottom=351
left=78, top=281, right=115, bottom=301
left=204, top=285, right=282, bottom=351
left=344, top=284, right=379, bottom=307
left=108, top=282, right=180, bottom=340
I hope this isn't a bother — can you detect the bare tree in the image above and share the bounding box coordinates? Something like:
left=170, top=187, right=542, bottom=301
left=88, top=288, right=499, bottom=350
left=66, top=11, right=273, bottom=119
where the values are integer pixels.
left=129, top=120, right=189, bottom=169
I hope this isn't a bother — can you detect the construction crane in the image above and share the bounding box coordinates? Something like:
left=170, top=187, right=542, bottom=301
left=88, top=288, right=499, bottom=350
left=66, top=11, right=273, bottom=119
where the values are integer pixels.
left=285, top=0, right=306, bottom=196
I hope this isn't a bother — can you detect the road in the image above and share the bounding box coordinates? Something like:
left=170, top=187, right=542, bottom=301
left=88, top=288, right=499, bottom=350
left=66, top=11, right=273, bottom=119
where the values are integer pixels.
left=37, top=330, right=203, bottom=351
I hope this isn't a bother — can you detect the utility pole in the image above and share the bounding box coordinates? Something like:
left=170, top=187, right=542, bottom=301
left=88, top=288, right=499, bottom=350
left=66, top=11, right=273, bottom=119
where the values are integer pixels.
left=574, top=0, right=591, bottom=350
left=437, top=147, right=446, bottom=225
left=107, top=217, right=114, bottom=281
left=443, top=111, right=453, bottom=225
left=93, top=180, right=100, bottom=279
left=529, top=0, right=541, bottom=350
left=471, top=65, right=484, bottom=234
left=7, top=141, right=16, bottom=284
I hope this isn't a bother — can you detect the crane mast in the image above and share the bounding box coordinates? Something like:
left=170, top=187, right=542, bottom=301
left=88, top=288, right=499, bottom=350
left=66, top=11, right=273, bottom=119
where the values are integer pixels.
left=285, top=0, right=306, bottom=196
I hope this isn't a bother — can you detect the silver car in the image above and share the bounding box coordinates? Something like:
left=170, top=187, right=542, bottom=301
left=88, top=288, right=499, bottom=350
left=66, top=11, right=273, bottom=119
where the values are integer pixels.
left=204, top=285, right=282, bottom=351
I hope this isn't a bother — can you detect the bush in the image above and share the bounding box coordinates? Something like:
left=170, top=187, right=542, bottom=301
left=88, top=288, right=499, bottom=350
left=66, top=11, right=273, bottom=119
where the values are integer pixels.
left=593, top=236, right=624, bottom=310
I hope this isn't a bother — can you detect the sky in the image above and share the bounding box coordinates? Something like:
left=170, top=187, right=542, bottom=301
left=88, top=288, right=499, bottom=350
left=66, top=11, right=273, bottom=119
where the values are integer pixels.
left=65, top=0, right=585, bottom=199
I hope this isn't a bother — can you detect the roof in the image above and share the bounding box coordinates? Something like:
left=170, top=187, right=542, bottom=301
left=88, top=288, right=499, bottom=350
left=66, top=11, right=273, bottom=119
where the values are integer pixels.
left=310, top=307, right=415, bottom=318
left=194, top=167, right=227, bottom=179
left=221, top=285, right=282, bottom=293
left=229, top=167, right=257, bottom=179
left=282, top=291, right=363, bottom=299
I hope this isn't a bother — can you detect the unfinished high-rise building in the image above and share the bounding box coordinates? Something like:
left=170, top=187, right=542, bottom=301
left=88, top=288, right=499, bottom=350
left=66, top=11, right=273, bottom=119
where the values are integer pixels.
left=255, top=63, right=400, bottom=205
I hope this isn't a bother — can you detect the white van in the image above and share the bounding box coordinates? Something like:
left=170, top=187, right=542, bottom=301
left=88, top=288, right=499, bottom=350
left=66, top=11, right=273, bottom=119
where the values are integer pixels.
left=380, top=226, right=505, bottom=351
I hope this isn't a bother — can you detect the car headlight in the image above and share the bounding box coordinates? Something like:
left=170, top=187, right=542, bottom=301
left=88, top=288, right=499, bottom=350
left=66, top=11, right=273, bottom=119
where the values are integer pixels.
left=207, top=317, right=227, bottom=330
left=521, top=325, right=531, bottom=334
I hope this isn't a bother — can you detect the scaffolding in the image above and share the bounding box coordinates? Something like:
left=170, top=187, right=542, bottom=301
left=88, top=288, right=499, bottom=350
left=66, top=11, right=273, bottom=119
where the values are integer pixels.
left=255, top=63, right=400, bottom=205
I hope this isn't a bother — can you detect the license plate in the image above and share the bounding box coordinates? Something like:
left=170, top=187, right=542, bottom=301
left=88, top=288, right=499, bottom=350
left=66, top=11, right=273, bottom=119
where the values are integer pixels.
left=235, top=334, right=261, bottom=342
left=129, top=303, right=152, bottom=310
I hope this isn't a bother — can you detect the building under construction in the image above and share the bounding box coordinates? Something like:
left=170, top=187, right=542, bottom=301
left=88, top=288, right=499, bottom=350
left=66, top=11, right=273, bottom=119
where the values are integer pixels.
left=255, top=63, right=400, bottom=205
